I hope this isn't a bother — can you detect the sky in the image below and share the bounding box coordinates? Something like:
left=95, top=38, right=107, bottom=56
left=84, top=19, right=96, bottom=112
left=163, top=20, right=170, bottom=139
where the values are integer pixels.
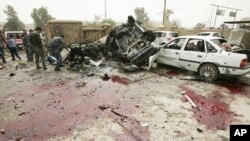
left=0, top=0, right=249, bottom=28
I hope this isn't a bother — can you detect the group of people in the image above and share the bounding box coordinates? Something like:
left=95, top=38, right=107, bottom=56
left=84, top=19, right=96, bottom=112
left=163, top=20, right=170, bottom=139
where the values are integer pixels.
left=0, top=27, right=66, bottom=71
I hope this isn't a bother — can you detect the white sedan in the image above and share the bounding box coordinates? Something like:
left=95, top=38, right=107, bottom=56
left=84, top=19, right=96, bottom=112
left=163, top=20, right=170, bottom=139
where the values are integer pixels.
left=157, top=36, right=250, bottom=82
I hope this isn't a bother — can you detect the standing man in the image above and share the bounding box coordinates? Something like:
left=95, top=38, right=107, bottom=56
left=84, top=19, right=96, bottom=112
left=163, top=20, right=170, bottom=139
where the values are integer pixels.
left=48, top=35, right=66, bottom=71
left=0, top=30, right=7, bottom=63
left=7, top=34, right=22, bottom=61
left=28, top=29, right=34, bottom=61
left=22, top=29, right=34, bottom=61
left=29, top=27, right=47, bottom=70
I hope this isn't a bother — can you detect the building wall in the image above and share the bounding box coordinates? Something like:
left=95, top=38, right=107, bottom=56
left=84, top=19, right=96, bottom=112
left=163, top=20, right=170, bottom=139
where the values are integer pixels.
left=45, top=20, right=83, bottom=44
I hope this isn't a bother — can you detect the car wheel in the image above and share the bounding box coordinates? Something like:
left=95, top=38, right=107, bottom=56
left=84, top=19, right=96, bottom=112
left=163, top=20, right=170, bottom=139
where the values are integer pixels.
left=199, top=63, right=219, bottom=82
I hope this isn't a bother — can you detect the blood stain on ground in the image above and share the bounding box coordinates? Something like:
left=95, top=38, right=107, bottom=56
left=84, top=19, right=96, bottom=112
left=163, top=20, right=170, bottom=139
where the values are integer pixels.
left=165, top=70, right=180, bottom=77
left=180, top=85, right=237, bottom=130
left=217, top=82, right=249, bottom=97
left=0, top=79, right=148, bottom=141
left=111, top=75, right=130, bottom=85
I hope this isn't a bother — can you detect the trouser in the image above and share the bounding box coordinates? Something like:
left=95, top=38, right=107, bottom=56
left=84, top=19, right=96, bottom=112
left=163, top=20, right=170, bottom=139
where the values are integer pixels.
left=0, top=47, right=6, bottom=63
left=51, top=52, right=62, bottom=70
left=25, top=45, right=34, bottom=61
left=33, top=47, right=46, bottom=69
left=9, top=47, right=21, bottom=60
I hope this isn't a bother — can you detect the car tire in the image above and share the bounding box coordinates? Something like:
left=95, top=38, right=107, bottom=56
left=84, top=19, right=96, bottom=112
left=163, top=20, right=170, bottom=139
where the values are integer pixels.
left=198, top=63, right=219, bottom=82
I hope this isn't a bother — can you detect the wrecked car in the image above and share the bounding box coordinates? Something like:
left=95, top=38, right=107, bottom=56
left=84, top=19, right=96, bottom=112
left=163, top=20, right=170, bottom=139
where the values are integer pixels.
left=157, top=36, right=250, bottom=82
left=63, top=41, right=107, bottom=70
left=105, top=16, right=161, bottom=68
left=63, top=16, right=161, bottom=71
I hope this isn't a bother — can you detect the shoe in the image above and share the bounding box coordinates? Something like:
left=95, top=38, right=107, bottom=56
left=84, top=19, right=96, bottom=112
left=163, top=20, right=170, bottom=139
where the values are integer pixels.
left=43, top=67, right=47, bottom=70
left=37, top=67, right=42, bottom=70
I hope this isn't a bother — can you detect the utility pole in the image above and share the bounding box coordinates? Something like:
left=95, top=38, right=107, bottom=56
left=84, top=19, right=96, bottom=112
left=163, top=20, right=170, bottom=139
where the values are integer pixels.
left=213, top=5, right=218, bottom=28
left=163, top=0, right=166, bottom=26
left=104, top=0, right=107, bottom=20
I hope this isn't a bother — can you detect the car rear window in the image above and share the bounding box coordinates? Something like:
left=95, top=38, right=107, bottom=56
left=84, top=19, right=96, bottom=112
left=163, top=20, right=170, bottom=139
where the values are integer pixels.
left=154, top=32, right=166, bottom=37
left=211, top=39, right=227, bottom=46
left=170, top=33, right=179, bottom=37
left=197, top=33, right=210, bottom=36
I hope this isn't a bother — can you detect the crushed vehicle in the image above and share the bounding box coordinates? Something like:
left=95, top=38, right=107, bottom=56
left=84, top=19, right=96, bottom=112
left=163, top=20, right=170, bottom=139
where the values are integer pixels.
left=157, top=36, right=250, bottom=82
left=64, top=16, right=162, bottom=71
left=105, top=15, right=161, bottom=69
left=62, top=41, right=108, bottom=70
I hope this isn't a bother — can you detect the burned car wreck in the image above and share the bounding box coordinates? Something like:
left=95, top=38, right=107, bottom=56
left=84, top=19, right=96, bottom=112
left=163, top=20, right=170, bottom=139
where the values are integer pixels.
left=106, top=15, right=161, bottom=68
left=64, top=16, right=161, bottom=71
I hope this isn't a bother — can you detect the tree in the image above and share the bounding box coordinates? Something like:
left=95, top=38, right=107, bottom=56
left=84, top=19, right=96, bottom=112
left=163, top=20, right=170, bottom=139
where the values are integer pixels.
left=194, top=23, right=205, bottom=30
left=31, top=7, right=54, bottom=30
left=134, top=7, right=150, bottom=24
left=101, top=18, right=116, bottom=26
left=3, top=5, right=25, bottom=31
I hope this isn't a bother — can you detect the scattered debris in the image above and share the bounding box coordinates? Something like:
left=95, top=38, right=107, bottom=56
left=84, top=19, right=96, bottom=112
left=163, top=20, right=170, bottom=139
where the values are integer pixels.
left=14, top=104, right=22, bottom=109
left=18, top=112, right=26, bottom=116
left=7, top=97, right=15, bottom=101
left=98, top=105, right=110, bottom=110
left=89, top=57, right=105, bottom=67
left=74, top=82, right=86, bottom=88
left=197, top=128, right=203, bottom=133
left=0, top=65, right=5, bottom=70
left=182, top=93, right=197, bottom=108
left=140, top=123, right=149, bottom=127
left=111, top=110, right=128, bottom=118
left=0, top=129, right=6, bottom=134
left=9, top=73, right=16, bottom=77
left=101, top=73, right=111, bottom=81
left=15, top=62, right=28, bottom=70
left=32, top=76, right=42, bottom=81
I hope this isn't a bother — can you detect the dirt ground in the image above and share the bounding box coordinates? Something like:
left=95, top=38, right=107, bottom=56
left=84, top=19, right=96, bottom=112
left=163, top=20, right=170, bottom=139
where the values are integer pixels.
left=1, top=50, right=250, bottom=141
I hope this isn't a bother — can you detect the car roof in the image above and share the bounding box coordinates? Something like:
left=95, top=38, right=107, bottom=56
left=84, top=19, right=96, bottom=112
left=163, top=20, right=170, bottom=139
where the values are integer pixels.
left=198, top=32, right=219, bottom=34
left=154, top=31, right=177, bottom=33
left=176, top=35, right=224, bottom=40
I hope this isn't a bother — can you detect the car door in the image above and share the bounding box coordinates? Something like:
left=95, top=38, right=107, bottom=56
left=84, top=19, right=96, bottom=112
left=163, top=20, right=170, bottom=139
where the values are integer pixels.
left=157, top=38, right=187, bottom=67
left=179, top=38, right=207, bottom=72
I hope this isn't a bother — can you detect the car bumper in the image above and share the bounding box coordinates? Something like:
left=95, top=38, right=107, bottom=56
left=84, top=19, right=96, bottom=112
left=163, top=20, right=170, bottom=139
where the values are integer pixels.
left=218, top=65, right=250, bottom=76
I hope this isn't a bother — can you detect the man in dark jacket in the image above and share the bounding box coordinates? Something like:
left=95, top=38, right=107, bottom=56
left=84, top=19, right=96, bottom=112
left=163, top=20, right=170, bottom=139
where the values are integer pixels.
left=48, top=35, right=66, bottom=71
left=29, top=27, right=47, bottom=70
left=22, top=29, right=34, bottom=61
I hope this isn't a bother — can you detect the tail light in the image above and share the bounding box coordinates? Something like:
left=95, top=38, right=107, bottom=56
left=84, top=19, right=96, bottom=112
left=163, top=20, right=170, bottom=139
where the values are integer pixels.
left=240, top=59, right=248, bottom=68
